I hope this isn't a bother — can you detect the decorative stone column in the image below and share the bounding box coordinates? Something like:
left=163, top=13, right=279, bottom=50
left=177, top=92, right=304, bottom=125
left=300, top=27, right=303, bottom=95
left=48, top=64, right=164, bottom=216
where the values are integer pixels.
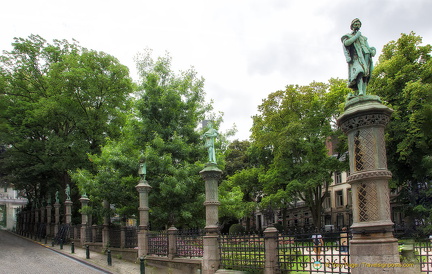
left=40, top=205, right=45, bottom=239
left=200, top=163, right=222, bottom=274
left=54, top=202, right=60, bottom=236
left=80, top=195, right=90, bottom=246
left=40, top=205, right=45, bottom=230
left=337, top=96, right=402, bottom=273
left=168, top=226, right=178, bottom=260
left=102, top=200, right=110, bottom=248
left=34, top=206, right=39, bottom=238
left=264, top=225, right=278, bottom=274
left=136, top=178, right=151, bottom=258
left=64, top=199, right=73, bottom=225
left=46, top=204, right=52, bottom=237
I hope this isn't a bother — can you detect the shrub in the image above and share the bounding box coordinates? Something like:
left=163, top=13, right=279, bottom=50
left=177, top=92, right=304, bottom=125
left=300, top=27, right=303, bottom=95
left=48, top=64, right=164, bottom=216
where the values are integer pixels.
left=229, top=224, right=245, bottom=234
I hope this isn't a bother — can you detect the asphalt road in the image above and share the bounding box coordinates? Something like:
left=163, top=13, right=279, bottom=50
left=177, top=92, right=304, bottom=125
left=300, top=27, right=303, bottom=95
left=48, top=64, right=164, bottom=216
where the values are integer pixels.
left=0, top=230, right=107, bottom=274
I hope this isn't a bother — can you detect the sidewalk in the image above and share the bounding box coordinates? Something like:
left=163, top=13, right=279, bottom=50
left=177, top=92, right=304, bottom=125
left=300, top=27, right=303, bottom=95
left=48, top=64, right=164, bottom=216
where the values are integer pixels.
left=33, top=239, right=142, bottom=274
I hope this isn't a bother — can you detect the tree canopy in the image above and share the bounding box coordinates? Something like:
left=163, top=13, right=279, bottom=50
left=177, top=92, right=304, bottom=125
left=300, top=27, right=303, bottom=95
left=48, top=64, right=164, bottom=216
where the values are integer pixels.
left=71, top=51, right=223, bottom=229
left=250, top=79, right=349, bottom=228
left=0, top=35, right=133, bottom=205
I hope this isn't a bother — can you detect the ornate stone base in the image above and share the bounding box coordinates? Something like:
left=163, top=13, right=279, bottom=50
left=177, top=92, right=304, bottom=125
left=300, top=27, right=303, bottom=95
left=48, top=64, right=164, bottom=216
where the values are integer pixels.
left=202, top=234, right=220, bottom=274
left=350, top=239, right=419, bottom=274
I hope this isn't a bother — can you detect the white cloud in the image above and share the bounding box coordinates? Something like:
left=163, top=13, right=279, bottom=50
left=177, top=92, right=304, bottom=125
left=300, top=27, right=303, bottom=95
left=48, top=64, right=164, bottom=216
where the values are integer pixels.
left=1, top=0, right=432, bottom=141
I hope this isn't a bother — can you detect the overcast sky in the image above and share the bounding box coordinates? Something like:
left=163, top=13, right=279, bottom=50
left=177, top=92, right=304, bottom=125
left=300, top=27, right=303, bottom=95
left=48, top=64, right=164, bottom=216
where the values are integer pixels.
left=2, top=0, right=432, bottom=140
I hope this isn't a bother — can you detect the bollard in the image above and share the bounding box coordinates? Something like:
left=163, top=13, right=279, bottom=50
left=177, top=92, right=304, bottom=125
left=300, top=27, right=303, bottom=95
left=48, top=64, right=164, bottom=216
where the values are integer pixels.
left=140, top=257, right=145, bottom=274
left=52, top=238, right=55, bottom=247
left=60, top=239, right=63, bottom=250
left=86, top=245, right=90, bottom=259
left=44, top=237, right=47, bottom=245
left=107, top=249, right=112, bottom=266
left=71, top=242, right=75, bottom=254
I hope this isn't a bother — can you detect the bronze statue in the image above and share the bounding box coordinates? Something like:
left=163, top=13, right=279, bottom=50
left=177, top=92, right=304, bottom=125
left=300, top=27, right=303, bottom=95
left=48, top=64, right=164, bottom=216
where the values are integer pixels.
left=203, top=122, right=218, bottom=164
left=139, top=160, right=146, bottom=181
left=342, top=18, right=376, bottom=96
left=65, top=184, right=71, bottom=200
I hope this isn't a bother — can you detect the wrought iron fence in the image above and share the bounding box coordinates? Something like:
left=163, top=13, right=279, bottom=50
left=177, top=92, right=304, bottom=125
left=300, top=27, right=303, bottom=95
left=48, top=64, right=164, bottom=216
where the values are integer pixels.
left=94, top=225, right=103, bottom=242
left=54, top=224, right=70, bottom=244
left=125, top=226, right=138, bottom=248
left=415, top=240, right=432, bottom=273
left=148, top=231, right=168, bottom=256
left=176, top=229, right=204, bottom=258
left=36, top=223, right=46, bottom=240
left=219, top=232, right=265, bottom=271
left=109, top=225, right=122, bottom=248
left=85, top=225, right=92, bottom=242
left=278, top=232, right=350, bottom=273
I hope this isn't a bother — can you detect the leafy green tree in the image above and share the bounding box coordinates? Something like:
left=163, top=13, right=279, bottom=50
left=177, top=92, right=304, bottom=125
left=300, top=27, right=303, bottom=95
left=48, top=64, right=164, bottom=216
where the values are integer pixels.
left=251, top=79, right=349, bottom=228
left=369, top=32, right=432, bottom=233
left=0, top=35, right=133, bottom=206
left=72, top=51, right=222, bottom=229
left=224, top=140, right=252, bottom=178
left=219, top=140, right=264, bottom=230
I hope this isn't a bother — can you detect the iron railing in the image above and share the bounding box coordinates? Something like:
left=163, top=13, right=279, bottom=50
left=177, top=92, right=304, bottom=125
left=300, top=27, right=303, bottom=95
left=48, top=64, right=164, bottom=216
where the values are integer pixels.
left=278, top=232, right=350, bottom=273
left=176, top=229, right=204, bottom=258
left=125, top=226, right=138, bottom=248
left=219, top=232, right=265, bottom=271
left=415, top=240, right=432, bottom=273
left=148, top=231, right=168, bottom=256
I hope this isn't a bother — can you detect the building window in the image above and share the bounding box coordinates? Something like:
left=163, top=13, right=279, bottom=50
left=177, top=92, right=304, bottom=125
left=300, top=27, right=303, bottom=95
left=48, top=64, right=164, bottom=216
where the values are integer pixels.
left=336, top=190, right=344, bottom=207
left=335, top=172, right=342, bottom=184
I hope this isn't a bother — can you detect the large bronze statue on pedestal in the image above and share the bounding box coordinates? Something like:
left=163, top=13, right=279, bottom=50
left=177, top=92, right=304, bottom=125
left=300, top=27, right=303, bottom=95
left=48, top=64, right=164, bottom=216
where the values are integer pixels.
left=337, top=20, right=417, bottom=274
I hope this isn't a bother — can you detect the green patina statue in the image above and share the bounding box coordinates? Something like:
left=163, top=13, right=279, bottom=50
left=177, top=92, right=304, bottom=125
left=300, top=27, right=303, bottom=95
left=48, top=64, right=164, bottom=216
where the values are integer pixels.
left=65, top=184, right=71, bottom=200
left=139, top=159, right=146, bottom=181
left=203, top=122, right=218, bottom=164
left=342, top=18, right=376, bottom=96
left=55, top=190, right=59, bottom=203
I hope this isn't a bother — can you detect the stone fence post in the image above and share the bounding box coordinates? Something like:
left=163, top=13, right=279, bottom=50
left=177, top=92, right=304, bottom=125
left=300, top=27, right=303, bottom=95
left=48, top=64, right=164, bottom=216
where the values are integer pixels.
left=200, top=163, right=222, bottom=274
left=102, top=200, right=110, bottom=248
left=34, top=206, right=39, bottom=238
left=120, top=225, right=126, bottom=249
left=80, top=195, right=90, bottom=246
left=136, top=178, right=151, bottom=258
left=168, top=226, right=178, bottom=259
left=264, top=225, right=279, bottom=274
left=64, top=200, right=73, bottom=225
left=54, top=202, right=60, bottom=236
left=46, top=204, right=52, bottom=237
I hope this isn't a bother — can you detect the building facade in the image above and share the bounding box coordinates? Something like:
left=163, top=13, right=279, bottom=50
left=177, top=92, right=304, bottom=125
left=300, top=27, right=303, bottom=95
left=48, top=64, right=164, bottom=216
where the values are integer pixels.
left=0, top=185, right=27, bottom=230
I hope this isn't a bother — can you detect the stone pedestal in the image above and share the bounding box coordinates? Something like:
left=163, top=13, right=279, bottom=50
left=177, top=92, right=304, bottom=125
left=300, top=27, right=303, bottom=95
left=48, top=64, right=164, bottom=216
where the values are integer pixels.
left=34, top=207, right=39, bottom=237
left=80, top=196, right=90, bottom=245
left=200, top=163, right=222, bottom=274
left=337, top=96, right=407, bottom=273
left=54, top=202, right=60, bottom=236
left=64, top=200, right=73, bottom=224
left=46, top=205, right=52, bottom=237
left=40, top=206, right=45, bottom=227
left=136, top=179, right=151, bottom=258
left=264, top=226, right=278, bottom=274
left=102, top=200, right=110, bottom=248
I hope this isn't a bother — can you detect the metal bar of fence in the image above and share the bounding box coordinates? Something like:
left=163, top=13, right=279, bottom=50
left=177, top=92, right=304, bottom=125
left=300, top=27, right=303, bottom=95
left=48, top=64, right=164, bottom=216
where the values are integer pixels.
left=278, top=232, right=351, bottom=273
left=148, top=231, right=168, bottom=256
left=176, top=229, right=204, bottom=258
left=125, top=227, right=138, bottom=248
left=415, top=240, right=432, bottom=273
left=219, top=232, right=265, bottom=271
